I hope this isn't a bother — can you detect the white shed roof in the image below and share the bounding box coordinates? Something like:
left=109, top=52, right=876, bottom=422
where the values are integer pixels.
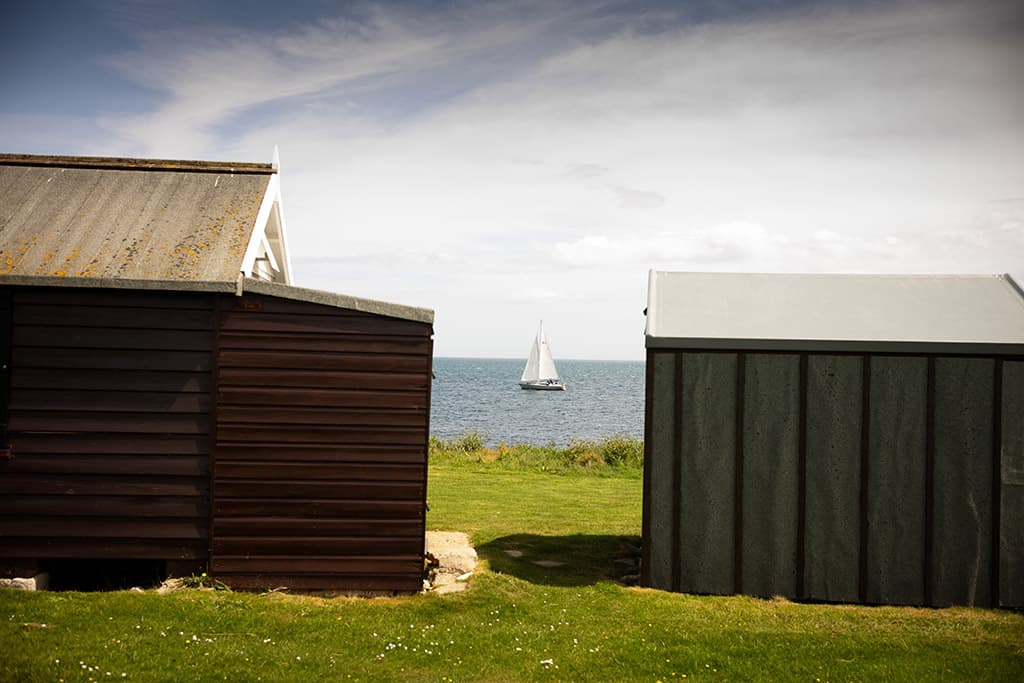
left=645, top=271, right=1024, bottom=354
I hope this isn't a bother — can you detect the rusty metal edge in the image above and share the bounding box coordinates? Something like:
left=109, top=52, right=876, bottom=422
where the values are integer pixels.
left=0, top=153, right=274, bottom=175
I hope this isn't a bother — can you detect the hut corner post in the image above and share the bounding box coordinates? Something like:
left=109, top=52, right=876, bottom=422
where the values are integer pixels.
left=0, top=288, right=11, bottom=461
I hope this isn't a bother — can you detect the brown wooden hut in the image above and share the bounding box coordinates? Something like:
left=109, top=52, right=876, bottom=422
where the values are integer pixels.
left=0, top=154, right=434, bottom=592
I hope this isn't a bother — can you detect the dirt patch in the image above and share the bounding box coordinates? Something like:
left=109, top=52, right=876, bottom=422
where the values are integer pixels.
left=425, top=531, right=477, bottom=594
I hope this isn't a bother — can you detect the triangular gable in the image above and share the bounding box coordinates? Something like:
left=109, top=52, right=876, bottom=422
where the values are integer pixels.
left=240, top=156, right=292, bottom=285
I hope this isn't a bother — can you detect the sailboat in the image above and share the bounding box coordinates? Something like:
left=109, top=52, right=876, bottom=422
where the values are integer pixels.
left=519, top=321, right=566, bottom=391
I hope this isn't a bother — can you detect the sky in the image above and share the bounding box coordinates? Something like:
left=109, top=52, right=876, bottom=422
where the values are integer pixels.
left=2, top=0, right=1022, bottom=360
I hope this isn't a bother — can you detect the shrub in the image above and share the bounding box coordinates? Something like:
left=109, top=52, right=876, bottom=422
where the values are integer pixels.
left=428, top=432, right=644, bottom=476
left=450, top=431, right=486, bottom=452
left=600, top=435, right=644, bottom=469
left=179, top=572, right=230, bottom=591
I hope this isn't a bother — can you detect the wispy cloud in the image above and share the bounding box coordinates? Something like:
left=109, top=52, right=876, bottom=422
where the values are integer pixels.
left=21, top=0, right=1024, bottom=357
left=96, top=1, right=602, bottom=155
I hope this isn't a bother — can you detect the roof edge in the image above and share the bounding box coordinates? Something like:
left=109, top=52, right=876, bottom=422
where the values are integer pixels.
left=1001, top=272, right=1024, bottom=305
left=0, top=274, right=435, bottom=323
left=241, top=277, right=434, bottom=324
left=648, top=270, right=1016, bottom=279
left=0, top=153, right=275, bottom=175
left=645, top=335, right=1024, bottom=356
left=0, top=274, right=236, bottom=293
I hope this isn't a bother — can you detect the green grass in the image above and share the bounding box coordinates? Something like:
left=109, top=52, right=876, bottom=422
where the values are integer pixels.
left=2, top=456, right=1023, bottom=682
left=428, top=465, right=642, bottom=586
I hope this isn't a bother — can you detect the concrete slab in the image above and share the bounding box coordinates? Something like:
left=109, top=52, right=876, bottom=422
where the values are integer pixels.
left=0, top=573, right=49, bottom=591
left=426, top=531, right=477, bottom=594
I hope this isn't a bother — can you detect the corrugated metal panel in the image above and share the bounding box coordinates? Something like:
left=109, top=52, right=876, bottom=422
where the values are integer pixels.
left=646, top=272, right=1024, bottom=353
left=1001, top=360, right=1024, bottom=606
left=739, top=354, right=800, bottom=598
left=0, top=287, right=212, bottom=563
left=864, top=356, right=927, bottom=605
left=0, top=157, right=272, bottom=281
left=210, top=293, right=433, bottom=592
left=642, top=349, right=1022, bottom=608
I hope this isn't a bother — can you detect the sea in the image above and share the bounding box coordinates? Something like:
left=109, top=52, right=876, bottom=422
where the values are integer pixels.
left=430, top=357, right=645, bottom=445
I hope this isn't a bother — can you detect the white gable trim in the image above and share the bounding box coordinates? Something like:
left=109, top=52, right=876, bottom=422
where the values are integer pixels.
left=241, top=172, right=293, bottom=284
left=258, top=232, right=280, bottom=271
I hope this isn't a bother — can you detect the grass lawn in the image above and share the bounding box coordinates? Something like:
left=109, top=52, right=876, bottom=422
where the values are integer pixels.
left=2, top=457, right=1022, bottom=682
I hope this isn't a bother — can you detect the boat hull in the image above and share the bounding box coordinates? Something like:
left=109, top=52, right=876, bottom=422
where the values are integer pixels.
left=519, top=381, right=566, bottom=391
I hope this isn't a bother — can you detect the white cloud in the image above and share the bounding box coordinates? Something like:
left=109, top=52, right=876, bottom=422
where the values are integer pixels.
left=62, top=0, right=1024, bottom=358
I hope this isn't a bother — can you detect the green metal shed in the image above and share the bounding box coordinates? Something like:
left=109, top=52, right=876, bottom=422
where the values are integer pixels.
left=642, top=271, right=1024, bottom=608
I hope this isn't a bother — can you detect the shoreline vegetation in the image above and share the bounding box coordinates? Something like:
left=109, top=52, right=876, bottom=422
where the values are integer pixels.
left=429, top=432, right=644, bottom=476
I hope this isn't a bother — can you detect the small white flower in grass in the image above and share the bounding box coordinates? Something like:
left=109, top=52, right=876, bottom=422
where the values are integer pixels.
left=540, top=658, right=554, bottom=667
left=295, top=656, right=301, bottom=661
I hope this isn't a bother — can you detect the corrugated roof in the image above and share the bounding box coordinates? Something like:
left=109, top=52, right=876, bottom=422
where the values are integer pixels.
left=0, top=153, right=274, bottom=282
left=0, top=274, right=434, bottom=324
left=646, top=271, right=1024, bottom=353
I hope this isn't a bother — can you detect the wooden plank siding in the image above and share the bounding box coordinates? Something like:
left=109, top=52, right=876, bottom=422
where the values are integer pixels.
left=0, top=287, right=213, bottom=566
left=210, top=293, right=433, bottom=592
left=0, top=284, right=434, bottom=592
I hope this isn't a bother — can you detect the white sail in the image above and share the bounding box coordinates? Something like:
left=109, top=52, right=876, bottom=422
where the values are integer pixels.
left=520, top=333, right=541, bottom=382
left=536, top=325, right=559, bottom=380
left=520, top=321, right=563, bottom=389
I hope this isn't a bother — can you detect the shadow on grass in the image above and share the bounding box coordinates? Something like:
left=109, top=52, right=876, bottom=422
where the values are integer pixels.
left=476, top=533, right=641, bottom=587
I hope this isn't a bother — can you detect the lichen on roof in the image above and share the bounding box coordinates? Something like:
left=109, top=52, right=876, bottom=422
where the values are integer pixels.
left=0, top=154, right=274, bottom=283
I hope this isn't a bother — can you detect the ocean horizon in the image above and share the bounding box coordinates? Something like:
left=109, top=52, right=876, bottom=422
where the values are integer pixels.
left=429, top=356, right=645, bottom=446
